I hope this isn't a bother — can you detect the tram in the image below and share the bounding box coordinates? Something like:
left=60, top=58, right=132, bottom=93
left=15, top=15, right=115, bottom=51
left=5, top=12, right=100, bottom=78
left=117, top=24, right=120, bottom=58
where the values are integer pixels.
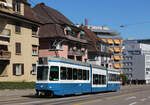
left=36, top=57, right=120, bottom=96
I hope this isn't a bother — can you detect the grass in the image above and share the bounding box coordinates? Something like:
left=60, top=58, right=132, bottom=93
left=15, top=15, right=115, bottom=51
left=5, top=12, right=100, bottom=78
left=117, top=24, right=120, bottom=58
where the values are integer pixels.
left=0, top=82, right=35, bottom=90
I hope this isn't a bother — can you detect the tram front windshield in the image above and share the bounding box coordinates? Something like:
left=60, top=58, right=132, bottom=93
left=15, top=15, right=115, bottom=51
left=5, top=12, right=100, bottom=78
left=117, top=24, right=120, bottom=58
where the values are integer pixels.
left=37, top=66, right=49, bottom=81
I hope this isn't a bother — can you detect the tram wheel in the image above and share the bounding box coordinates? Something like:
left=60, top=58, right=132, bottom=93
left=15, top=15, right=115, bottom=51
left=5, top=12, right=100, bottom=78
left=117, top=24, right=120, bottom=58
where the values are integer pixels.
left=49, top=91, right=54, bottom=97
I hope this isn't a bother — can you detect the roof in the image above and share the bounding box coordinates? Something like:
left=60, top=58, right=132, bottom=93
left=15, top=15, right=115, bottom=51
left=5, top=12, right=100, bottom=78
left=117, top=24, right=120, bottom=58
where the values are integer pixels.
left=0, top=0, right=41, bottom=25
left=33, top=3, right=73, bottom=25
left=82, top=27, right=104, bottom=52
left=24, top=3, right=41, bottom=24
left=33, top=3, right=87, bottom=44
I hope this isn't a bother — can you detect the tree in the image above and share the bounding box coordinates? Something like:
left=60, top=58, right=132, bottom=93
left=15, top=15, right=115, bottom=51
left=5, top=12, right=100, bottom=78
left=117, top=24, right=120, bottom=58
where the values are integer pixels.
left=120, top=74, right=128, bottom=85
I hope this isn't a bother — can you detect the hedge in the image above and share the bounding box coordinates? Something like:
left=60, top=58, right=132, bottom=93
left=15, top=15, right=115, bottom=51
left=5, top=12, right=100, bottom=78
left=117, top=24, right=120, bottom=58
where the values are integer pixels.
left=0, top=82, right=35, bottom=90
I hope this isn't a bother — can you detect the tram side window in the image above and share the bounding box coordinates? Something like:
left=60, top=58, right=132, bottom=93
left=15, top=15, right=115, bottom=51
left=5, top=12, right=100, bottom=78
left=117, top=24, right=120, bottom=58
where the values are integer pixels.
left=49, top=66, right=59, bottom=81
left=83, top=70, right=86, bottom=80
left=73, top=68, right=77, bottom=80
left=60, top=67, right=67, bottom=80
left=109, top=73, right=120, bottom=81
left=78, top=69, right=83, bottom=80
left=67, top=68, right=73, bottom=80
left=37, top=66, right=48, bottom=80
left=93, top=74, right=106, bottom=85
left=87, top=70, right=89, bottom=80
left=98, top=75, right=102, bottom=84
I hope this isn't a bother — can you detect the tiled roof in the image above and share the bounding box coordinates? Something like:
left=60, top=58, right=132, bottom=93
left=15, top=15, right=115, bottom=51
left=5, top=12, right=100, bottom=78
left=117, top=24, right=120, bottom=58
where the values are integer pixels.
left=82, top=27, right=101, bottom=52
left=33, top=3, right=87, bottom=44
left=33, top=3, right=73, bottom=25
left=24, top=4, right=41, bottom=23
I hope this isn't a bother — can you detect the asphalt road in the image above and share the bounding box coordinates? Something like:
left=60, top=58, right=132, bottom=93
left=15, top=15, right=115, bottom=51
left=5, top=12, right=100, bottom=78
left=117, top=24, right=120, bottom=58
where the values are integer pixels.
left=0, top=85, right=150, bottom=105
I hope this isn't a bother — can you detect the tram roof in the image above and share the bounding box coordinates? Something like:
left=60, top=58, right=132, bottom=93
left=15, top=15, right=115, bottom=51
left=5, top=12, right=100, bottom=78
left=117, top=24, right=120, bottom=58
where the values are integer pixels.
left=39, top=57, right=119, bottom=72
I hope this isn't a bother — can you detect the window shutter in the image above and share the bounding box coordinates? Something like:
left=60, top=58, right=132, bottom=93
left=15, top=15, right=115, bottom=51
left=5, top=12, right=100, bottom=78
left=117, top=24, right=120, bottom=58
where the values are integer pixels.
left=13, top=64, right=16, bottom=75
left=21, top=64, right=24, bottom=75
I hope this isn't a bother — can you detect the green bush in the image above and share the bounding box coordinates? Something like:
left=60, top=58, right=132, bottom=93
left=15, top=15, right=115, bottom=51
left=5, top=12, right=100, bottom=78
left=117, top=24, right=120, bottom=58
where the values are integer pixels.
left=0, top=82, right=35, bottom=90
left=120, top=74, right=128, bottom=85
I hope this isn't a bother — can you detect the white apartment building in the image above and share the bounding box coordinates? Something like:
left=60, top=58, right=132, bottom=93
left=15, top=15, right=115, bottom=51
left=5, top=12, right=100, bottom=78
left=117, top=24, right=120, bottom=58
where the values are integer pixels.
left=123, top=39, right=150, bottom=84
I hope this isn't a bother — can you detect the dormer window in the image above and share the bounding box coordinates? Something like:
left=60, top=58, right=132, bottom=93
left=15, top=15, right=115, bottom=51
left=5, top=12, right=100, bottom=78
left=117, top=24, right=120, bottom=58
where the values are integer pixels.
left=65, top=26, right=72, bottom=35
left=13, top=0, right=20, bottom=13
left=80, top=31, right=85, bottom=39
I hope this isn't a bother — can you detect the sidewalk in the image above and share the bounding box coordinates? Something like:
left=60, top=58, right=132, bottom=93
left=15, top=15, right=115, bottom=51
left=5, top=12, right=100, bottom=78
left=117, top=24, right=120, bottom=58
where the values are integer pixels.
left=0, top=89, right=35, bottom=97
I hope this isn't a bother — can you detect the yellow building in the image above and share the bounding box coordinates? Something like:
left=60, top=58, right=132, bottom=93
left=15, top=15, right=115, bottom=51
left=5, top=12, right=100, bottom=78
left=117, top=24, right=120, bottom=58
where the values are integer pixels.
left=0, top=0, right=40, bottom=82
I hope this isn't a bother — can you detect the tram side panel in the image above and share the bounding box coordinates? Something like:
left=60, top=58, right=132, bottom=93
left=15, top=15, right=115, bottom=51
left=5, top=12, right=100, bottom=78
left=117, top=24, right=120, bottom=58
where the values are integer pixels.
left=48, top=61, right=91, bottom=95
left=91, top=67, right=108, bottom=92
left=107, top=70, right=120, bottom=91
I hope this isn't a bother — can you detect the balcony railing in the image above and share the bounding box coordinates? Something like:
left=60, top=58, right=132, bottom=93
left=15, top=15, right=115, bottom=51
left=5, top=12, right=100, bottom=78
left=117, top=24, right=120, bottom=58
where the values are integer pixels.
left=0, top=1, right=14, bottom=13
left=68, top=50, right=85, bottom=56
left=0, top=50, right=11, bottom=60
left=0, top=29, right=11, bottom=38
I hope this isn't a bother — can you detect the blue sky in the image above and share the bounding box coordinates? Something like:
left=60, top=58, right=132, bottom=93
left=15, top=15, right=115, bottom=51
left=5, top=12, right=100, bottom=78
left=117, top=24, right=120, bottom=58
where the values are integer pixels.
left=29, top=0, right=150, bottom=39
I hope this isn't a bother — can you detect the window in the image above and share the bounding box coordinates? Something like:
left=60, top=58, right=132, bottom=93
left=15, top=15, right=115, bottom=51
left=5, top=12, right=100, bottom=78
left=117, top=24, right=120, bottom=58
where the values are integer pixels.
left=37, top=66, right=48, bottom=80
left=13, top=64, right=24, bottom=76
left=32, top=64, right=36, bottom=75
left=73, top=68, right=77, bottom=80
left=32, top=45, right=38, bottom=56
left=49, top=66, right=59, bottom=81
left=15, top=22, right=21, bottom=34
left=77, top=69, right=82, bottom=80
left=93, top=74, right=106, bottom=85
left=98, top=75, right=102, bottom=84
left=61, top=67, right=67, bottom=80
left=32, top=26, right=37, bottom=36
left=15, top=42, right=21, bottom=55
left=109, top=73, right=120, bottom=81
left=13, top=0, right=20, bottom=13
left=93, top=74, right=98, bottom=84
left=67, top=68, right=72, bottom=80
left=83, top=70, right=86, bottom=80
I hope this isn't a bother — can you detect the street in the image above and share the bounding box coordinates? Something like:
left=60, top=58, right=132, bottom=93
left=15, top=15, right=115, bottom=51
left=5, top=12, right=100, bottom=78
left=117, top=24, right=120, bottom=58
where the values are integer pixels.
left=0, top=85, right=150, bottom=105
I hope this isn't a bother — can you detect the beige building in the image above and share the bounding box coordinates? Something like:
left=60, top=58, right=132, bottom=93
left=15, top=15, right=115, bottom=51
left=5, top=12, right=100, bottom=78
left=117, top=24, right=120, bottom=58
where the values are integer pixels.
left=0, top=0, right=40, bottom=82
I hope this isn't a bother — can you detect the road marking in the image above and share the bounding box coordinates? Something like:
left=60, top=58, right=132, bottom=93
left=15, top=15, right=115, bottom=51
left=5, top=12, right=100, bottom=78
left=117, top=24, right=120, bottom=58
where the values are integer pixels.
left=125, top=96, right=136, bottom=100
left=74, top=90, right=150, bottom=105
left=140, top=98, right=147, bottom=101
left=129, top=102, right=137, bottom=105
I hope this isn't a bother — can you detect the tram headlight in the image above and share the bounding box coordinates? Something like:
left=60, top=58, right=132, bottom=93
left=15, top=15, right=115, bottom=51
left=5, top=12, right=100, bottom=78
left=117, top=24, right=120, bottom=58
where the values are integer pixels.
left=40, top=85, right=43, bottom=88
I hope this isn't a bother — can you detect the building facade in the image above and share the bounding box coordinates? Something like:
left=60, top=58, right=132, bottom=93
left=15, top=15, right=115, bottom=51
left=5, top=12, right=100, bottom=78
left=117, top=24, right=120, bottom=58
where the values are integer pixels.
left=0, top=0, right=40, bottom=82
left=123, top=39, right=150, bottom=84
left=80, top=27, right=112, bottom=69
left=33, top=3, right=88, bottom=62
left=87, top=25, right=123, bottom=71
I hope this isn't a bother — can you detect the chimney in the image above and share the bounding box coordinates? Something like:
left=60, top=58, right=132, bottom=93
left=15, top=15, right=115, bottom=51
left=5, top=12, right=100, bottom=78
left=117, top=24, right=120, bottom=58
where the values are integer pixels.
left=85, top=18, right=88, bottom=27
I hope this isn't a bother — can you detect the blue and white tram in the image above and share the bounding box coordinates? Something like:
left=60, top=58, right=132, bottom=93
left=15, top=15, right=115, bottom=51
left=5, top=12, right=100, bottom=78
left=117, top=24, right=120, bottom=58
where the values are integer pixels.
left=36, top=57, right=120, bottom=96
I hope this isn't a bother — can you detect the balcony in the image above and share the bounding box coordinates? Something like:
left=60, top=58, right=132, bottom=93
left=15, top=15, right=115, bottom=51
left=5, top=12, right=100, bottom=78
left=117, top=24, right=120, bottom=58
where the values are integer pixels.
left=114, top=39, right=120, bottom=45
left=114, top=47, right=120, bottom=52
left=109, top=47, right=114, bottom=53
left=101, top=38, right=106, bottom=43
left=114, top=63, right=120, bottom=69
left=0, top=29, right=11, bottom=38
left=0, top=50, right=11, bottom=60
left=114, top=55, right=120, bottom=60
left=0, top=1, right=14, bottom=14
left=68, top=50, right=85, bottom=56
left=107, top=39, right=114, bottom=45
